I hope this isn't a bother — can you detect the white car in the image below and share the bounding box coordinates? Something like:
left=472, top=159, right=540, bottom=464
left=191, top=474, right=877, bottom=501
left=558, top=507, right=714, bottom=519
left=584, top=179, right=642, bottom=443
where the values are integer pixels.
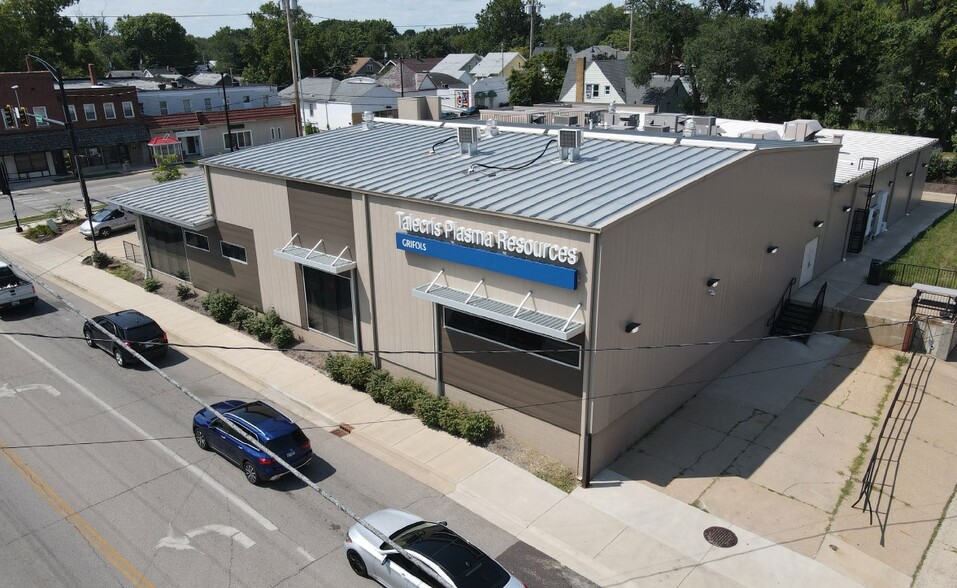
left=344, top=508, right=526, bottom=588
left=78, top=206, right=135, bottom=238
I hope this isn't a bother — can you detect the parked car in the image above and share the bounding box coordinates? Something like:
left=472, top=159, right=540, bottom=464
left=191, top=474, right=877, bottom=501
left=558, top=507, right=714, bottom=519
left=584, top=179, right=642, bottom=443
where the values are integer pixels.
left=82, top=309, right=168, bottom=366
left=192, top=400, right=313, bottom=485
left=0, top=261, right=38, bottom=313
left=460, top=106, right=483, bottom=117
left=344, top=508, right=527, bottom=588
left=78, top=205, right=135, bottom=238
left=440, top=111, right=458, bottom=120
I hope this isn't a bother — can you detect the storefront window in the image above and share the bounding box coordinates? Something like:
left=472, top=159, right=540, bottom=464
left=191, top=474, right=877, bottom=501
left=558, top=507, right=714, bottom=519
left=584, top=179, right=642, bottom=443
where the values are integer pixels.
left=303, top=266, right=354, bottom=344
left=444, top=308, right=581, bottom=368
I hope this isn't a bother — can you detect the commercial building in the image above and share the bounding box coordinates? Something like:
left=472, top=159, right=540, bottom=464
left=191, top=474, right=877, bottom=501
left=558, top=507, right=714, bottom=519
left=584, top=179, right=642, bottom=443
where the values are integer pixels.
left=108, top=118, right=935, bottom=479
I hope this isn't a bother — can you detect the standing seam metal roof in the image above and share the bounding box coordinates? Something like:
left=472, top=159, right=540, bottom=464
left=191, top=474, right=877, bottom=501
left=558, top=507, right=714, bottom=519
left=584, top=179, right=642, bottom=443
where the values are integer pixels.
left=106, top=174, right=213, bottom=229
left=200, top=121, right=771, bottom=230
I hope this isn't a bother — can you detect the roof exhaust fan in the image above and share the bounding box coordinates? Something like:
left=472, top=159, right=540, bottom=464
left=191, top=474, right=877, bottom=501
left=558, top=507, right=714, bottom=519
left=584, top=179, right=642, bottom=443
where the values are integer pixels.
left=558, top=128, right=583, bottom=163
left=458, top=126, right=480, bottom=156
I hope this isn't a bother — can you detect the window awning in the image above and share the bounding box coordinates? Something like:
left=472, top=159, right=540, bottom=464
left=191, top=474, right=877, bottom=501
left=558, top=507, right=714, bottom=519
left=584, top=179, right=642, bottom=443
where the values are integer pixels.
left=412, top=281, right=584, bottom=341
left=485, top=90, right=497, bottom=97
left=274, top=235, right=356, bottom=274
left=473, top=91, right=487, bottom=99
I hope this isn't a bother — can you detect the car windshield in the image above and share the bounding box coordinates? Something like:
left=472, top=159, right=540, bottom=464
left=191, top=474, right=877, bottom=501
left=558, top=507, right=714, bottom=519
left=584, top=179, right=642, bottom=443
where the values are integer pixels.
left=91, top=209, right=114, bottom=222
left=265, top=429, right=307, bottom=452
left=391, top=523, right=510, bottom=588
left=126, top=323, right=163, bottom=341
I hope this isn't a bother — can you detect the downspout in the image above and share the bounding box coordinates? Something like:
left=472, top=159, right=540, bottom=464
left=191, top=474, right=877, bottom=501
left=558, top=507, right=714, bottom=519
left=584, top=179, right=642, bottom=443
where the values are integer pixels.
left=579, top=230, right=602, bottom=487
left=362, top=193, right=381, bottom=367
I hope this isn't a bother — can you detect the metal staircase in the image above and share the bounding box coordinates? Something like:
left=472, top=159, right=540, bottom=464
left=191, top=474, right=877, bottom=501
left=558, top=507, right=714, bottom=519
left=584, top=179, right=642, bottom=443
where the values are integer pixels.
left=847, top=157, right=879, bottom=254
left=768, top=279, right=828, bottom=343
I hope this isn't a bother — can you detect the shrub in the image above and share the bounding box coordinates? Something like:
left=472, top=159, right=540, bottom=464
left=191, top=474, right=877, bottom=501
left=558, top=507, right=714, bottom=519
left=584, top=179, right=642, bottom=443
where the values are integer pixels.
left=230, top=306, right=254, bottom=330
left=366, top=370, right=394, bottom=402
left=324, top=354, right=351, bottom=383
left=340, top=355, right=376, bottom=390
left=174, top=270, right=189, bottom=280
left=414, top=394, right=450, bottom=428
left=458, top=411, right=495, bottom=444
left=246, top=308, right=283, bottom=341
left=91, top=250, right=112, bottom=268
left=386, top=377, right=428, bottom=413
left=25, top=224, right=54, bottom=240
left=176, top=283, right=194, bottom=300
left=201, top=290, right=239, bottom=323
left=927, top=149, right=949, bottom=181
left=143, top=277, right=161, bottom=292
left=271, top=324, right=295, bottom=349
left=439, top=402, right=469, bottom=436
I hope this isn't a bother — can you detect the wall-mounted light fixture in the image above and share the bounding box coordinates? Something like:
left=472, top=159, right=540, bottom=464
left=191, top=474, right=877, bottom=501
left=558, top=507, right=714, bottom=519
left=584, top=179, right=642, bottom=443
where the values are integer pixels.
left=922, top=162, right=928, bottom=168
left=888, top=180, right=894, bottom=186
left=842, top=205, right=852, bottom=213
left=766, top=246, right=779, bottom=254
left=813, top=220, right=825, bottom=228
left=624, top=321, right=641, bottom=334
left=905, top=171, right=913, bottom=177
left=707, top=278, right=720, bottom=296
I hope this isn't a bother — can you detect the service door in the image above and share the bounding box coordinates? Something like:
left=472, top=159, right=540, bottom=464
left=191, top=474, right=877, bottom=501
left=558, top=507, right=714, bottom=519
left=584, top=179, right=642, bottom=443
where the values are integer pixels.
left=800, top=237, right=818, bottom=286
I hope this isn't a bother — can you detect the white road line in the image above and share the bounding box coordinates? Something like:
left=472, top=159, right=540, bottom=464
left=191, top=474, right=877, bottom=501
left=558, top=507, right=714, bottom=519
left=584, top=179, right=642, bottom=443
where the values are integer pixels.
left=297, top=546, right=316, bottom=562
left=4, top=334, right=279, bottom=531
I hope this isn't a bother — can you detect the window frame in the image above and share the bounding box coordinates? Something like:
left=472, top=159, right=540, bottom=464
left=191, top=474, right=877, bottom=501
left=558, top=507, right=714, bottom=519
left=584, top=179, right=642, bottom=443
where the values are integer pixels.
left=223, top=130, right=252, bottom=149
left=584, top=84, right=600, bottom=99
left=33, top=106, right=49, bottom=127
left=159, top=100, right=169, bottom=115
left=302, top=266, right=355, bottom=344
left=203, top=98, right=212, bottom=111
left=184, top=230, right=210, bottom=251
left=103, top=102, right=117, bottom=119
left=182, top=99, right=192, bottom=113
left=220, top=240, right=247, bottom=264
left=83, top=103, right=97, bottom=121
left=67, top=105, right=78, bottom=122
left=122, top=101, right=135, bottom=118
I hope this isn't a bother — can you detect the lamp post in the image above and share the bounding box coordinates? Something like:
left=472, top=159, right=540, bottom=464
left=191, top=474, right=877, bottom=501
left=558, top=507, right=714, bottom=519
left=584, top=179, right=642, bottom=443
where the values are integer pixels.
left=10, top=85, right=21, bottom=110
left=27, top=54, right=98, bottom=253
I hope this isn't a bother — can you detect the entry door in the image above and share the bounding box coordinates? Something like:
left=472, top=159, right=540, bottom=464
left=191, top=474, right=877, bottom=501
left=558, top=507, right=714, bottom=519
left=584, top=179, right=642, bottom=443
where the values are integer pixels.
left=800, top=237, right=818, bottom=286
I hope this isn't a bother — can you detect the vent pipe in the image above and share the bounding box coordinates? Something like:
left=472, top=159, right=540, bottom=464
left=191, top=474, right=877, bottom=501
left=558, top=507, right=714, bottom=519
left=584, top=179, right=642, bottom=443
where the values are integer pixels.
left=88, top=64, right=97, bottom=86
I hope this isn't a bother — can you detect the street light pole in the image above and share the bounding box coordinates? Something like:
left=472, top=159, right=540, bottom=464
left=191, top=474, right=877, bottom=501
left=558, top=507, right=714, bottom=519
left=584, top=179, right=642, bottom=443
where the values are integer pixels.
left=27, top=54, right=98, bottom=253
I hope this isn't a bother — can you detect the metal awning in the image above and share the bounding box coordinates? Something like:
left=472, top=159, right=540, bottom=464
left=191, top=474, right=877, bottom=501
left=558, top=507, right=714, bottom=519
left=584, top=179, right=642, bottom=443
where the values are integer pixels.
left=274, top=234, right=356, bottom=274
left=473, top=91, right=487, bottom=99
left=485, top=90, right=497, bottom=97
left=412, top=277, right=584, bottom=340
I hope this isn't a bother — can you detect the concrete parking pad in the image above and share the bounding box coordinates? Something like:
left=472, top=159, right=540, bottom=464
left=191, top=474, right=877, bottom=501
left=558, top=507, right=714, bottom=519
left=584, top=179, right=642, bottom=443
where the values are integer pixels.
left=728, top=445, right=845, bottom=512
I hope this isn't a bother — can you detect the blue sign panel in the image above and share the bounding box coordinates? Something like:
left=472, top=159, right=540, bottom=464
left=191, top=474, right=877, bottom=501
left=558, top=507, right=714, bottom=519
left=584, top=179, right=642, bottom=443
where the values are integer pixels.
left=396, top=233, right=578, bottom=290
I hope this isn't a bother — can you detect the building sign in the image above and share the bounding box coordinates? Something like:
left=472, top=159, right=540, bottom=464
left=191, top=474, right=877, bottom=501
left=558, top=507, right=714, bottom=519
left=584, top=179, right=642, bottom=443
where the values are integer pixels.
left=455, top=90, right=470, bottom=109
left=395, top=211, right=580, bottom=290
left=396, top=233, right=578, bottom=290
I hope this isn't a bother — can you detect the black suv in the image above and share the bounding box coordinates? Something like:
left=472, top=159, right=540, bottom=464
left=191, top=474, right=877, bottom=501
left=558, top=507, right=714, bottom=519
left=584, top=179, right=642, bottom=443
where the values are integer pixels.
left=83, top=310, right=168, bottom=367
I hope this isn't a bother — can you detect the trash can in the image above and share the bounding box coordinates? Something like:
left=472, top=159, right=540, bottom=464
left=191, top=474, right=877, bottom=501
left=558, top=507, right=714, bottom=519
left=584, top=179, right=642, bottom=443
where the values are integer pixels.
left=867, top=259, right=884, bottom=285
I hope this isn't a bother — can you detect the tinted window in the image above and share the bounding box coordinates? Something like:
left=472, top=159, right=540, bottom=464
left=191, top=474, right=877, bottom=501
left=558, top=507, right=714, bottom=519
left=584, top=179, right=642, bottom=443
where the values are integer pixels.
left=0, top=266, right=15, bottom=282
left=393, top=523, right=510, bottom=588
left=265, top=429, right=307, bottom=453
left=234, top=401, right=282, bottom=426
left=92, top=209, right=114, bottom=222
left=125, top=322, right=163, bottom=341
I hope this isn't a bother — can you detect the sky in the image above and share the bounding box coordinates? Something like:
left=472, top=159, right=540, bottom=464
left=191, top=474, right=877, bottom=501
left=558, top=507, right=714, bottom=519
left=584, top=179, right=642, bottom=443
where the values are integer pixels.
left=62, top=0, right=629, bottom=39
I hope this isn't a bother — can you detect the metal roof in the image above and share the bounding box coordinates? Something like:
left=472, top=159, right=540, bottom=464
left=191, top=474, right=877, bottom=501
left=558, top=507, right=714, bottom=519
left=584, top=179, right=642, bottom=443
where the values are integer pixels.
left=200, top=120, right=779, bottom=230
left=107, top=174, right=214, bottom=230
left=716, top=118, right=937, bottom=186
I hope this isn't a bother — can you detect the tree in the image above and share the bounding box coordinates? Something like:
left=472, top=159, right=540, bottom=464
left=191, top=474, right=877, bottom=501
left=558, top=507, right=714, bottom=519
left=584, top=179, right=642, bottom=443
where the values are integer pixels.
left=684, top=15, right=766, bottom=118
left=205, top=26, right=252, bottom=74
left=152, top=154, right=182, bottom=183
left=629, top=0, right=704, bottom=85
left=243, top=2, right=311, bottom=85
left=699, top=0, right=762, bottom=17
left=474, top=0, right=531, bottom=54
left=115, top=12, right=196, bottom=68
left=507, top=48, right=569, bottom=105
left=0, top=0, right=79, bottom=73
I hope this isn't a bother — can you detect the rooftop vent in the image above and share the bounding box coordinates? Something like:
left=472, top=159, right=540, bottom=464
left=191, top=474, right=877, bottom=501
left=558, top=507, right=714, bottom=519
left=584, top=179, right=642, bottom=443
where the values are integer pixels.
left=689, top=115, right=716, bottom=136
left=361, top=111, right=374, bottom=130
left=485, top=119, right=500, bottom=137
left=553, top=115, right=579, bottom=126
left=558, top=128, right=583, bottom=162
left=642, top=123, right=671, bottom=133
left=782, top=119, right=822, bottom=142
left=458, top=126, right=480, bottom=156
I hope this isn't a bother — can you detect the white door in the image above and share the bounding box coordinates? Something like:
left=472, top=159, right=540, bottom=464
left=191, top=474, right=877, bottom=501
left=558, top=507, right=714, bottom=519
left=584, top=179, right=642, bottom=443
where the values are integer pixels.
left=800, top=237, right=818, bottom=286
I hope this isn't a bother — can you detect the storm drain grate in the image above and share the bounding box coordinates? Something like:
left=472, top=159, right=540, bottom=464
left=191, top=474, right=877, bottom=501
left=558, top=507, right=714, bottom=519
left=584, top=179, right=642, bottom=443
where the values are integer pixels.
left=703, top=526, right=738, bottom=548
left=330, top=423, right=354, bottom=437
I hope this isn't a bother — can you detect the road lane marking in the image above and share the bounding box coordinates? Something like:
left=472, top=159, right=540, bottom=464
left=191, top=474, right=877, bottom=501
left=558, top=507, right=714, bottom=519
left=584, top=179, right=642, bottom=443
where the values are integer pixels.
left=0, top=440, right=154, bottom=587
left=297, top=546, right=316, bottom=562
left=3, top=334, right=278, bottom=532
left=156, top=524, right=256, bottom=552
left=0, top=383, right=61, bottom=398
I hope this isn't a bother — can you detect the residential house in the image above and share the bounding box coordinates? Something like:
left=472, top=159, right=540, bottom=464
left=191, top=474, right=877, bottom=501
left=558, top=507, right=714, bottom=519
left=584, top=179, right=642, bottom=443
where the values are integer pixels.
left=0, top=70, right=150, bottom=177
left=559, top=57, right=690, bottom=111
left=279, top=77, right=399, bottom=131
left=377, top=57, right=445, bottom=96
left=349, top=57, right=384, bottom=77
left=188, top=72, right=237, bottom=87
left=470, top=52, right=526, bottom=80
left=430, top=53, right=482, bottom=84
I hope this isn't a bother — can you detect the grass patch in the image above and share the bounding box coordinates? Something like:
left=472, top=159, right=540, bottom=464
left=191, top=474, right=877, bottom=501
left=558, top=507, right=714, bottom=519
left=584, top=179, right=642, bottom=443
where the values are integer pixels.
left=912, top=484, right=957, bottom=581
left=890, top=209, right=957, bottom=269
left=533, top=461, right=577, bottom=493
left=107, top=264, right=137, bottom=282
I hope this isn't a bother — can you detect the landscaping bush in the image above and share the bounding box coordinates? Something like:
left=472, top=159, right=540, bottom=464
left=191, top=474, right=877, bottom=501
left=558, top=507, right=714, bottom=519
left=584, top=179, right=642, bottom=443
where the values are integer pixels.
left=176, top=283, right=194, bottom=300
left=439, top=402, right=469, bottom=436
left=387, top=377, right=428, bottom=413
left=230, top=306, right=254, bottom=330
left=143, top=277, right=161, bottom=292
left=324, top=354, right=351, bottom=383
left=341, top=355, right=376, bottom=390
left=91, top=250, right=112, bottom=268
left=201, top=290, right=239, bottom=323
left=366, top=370, right=394, bottom=403
left=271, top=324, right=295, bottom=349
left=246, top=308, right=283, bottom=341
left=927, top=149, right=950, bottom=181
left=25, top=224, right=54, bottom=240
left=458, top=411, right=496, bottom=444
left=414, top=393, right=450, bottom=428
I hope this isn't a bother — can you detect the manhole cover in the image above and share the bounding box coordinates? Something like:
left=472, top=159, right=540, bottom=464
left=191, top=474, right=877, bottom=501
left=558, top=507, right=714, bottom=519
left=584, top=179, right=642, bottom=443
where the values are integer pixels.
left=703, top=526, right=738, bottom=548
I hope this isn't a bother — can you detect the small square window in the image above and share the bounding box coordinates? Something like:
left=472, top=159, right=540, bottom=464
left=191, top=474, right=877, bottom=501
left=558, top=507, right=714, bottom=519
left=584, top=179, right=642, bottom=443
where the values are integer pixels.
left=220, top=241, right=247, bottom=263
left=83, top=103, right=97, bottom=121
left=184, top=230, right=209, bottom=251
left=604, top=85, right=610, bottom=95
left=183, top=99, right=192, bottom=113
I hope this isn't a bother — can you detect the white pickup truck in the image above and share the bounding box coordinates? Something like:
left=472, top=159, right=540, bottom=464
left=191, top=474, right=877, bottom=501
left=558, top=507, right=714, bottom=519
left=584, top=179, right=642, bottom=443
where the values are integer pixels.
left=0, top=261, right=38, bottom=312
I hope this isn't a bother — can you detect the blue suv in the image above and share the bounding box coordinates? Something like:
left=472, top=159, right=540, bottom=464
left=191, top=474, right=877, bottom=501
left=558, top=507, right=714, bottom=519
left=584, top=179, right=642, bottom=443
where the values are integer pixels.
left=192, top=400, right=313, bottom=484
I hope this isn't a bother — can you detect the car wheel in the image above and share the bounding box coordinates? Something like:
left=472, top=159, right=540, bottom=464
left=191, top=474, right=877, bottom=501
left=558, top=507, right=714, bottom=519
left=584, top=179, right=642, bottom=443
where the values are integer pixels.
left=242, top=461, right=260, bottom=485
left=346, top=549, right=368, bottom=577
left=194, top=427, right=210, bottom=450
left=113, top=346, right=127, bottom=367
left=99, top=226, right=112, bottom=238
left=84, top=328, right=96, bottom=347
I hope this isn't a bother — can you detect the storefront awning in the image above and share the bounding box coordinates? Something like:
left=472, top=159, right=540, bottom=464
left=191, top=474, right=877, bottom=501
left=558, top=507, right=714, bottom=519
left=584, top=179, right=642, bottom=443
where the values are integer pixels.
left=473, top=91, right=487, bottom=99
left=412, top=280, right=584, bottom=341
left=485, top=90, right=497, bottom=97
left=274, top=235, right=356, bottom=274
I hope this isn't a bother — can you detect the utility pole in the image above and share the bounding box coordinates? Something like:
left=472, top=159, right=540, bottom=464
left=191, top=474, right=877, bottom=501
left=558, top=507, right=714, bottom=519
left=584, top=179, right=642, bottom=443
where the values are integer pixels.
left=27, top=54, right=98, bottom=253
left=220, top=72, right=234, bottom=152
left=0, top=164, right=23, bottom=232
left=624, top=0, right=639, bottom=53
left=525, top=0, right=543, bottom=58
left=283, top=0, right=303, bottom=136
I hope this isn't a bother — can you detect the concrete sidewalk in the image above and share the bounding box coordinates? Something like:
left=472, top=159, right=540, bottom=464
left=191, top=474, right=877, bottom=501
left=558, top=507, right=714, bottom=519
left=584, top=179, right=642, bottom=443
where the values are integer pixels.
left=1, top=196, right=954, bottom=587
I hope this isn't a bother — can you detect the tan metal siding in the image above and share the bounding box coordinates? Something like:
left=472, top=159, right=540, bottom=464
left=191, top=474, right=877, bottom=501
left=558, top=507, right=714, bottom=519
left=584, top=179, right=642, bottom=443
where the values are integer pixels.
left=587, top=148, right=836, bottom=466
left=186, top=223, right=262, bottom=308
left=209, top=169, right=301, bottom=322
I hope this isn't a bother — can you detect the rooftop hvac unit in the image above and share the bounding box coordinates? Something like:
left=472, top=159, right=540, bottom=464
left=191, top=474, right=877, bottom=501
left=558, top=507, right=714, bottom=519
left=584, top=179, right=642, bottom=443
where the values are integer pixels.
left=553, top=115, right=579, bottom=126
left=642, top=123, right=671, bottom=133
left=690, top=116, right=716, bottom=136
left=558, top=129, right=583, bottom=162
left=457, top=126, right=480, bottom=156
left=625, top=114, right=640, bottom=128
left=782, top=119, right=823, bottom=142
left=646, top=113, right=680, bottom=130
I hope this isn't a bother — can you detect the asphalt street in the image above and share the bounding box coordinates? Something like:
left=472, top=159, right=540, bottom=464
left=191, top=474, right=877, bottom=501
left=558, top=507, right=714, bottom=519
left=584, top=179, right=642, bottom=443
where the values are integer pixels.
left=0, top=284, right=596, bottom=587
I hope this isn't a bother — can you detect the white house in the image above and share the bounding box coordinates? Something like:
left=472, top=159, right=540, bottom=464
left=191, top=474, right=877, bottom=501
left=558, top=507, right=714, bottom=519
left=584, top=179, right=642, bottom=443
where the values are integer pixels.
left=280, top=77, right=399, bottom=131
left=431, top=53, right=482, bottom=84
left=470, top=52, right=526, bottom=79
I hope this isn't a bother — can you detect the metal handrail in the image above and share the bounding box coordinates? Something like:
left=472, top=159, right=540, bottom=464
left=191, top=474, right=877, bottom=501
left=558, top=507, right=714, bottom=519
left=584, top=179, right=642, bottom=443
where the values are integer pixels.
left=809, top=281, right=828, bottom=329
left=767, top=277, right=797, bottom=328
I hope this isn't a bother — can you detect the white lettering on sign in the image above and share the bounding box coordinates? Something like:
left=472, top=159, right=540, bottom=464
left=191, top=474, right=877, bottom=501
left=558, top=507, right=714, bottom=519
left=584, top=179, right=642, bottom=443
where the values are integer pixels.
left=396, top=211, right=579, bottom=267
